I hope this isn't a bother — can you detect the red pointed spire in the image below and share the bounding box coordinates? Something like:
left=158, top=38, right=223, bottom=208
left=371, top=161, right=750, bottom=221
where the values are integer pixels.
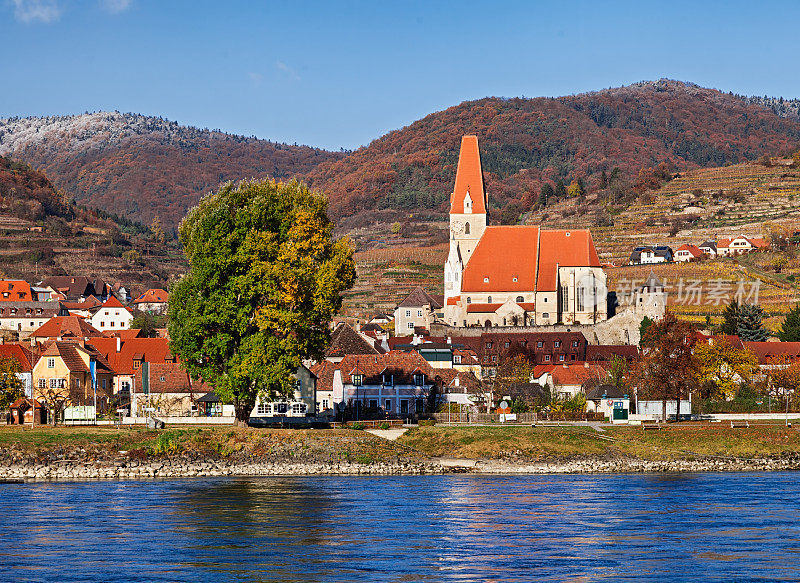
left=450, top=135, right=486, bottom=214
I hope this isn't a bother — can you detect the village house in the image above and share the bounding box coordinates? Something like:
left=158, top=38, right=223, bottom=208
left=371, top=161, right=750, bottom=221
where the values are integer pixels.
left=628, top=245, right=674, bottom=265
left=62, top=296, right=102, bottom=318
left=0, top=301, right=69, bottom=335
left=532, top=361, right=609, bottom=399
left=394, top=286, right=444, bottom=333
left=32, top=340, right=115, bottom=412
left=131, top=288, right=169, bottom=314
left=28, top=316, right=102, bottom=344
left=324, top=322, right=384, bottom=363
left=0, top=280, right=33, bottom=301
left=250, top=364, right=317, bottom=419
left=89, top=336, right=176, bottom=398
left=88, top=296, right=134, bottom=332
left=131, top=361, right=207, bottom=417
left=716, top=236, right=770, bottom=257
left=41, top=276, right=107, bottom=302
left=698, top=241, right=717, bottom=257
left=675, top=244, right=703, bottom=262
left=436, top=368, right=483, bottom=406
left=0, top=343, right=36, bottom=397
left=312, top=351, right=436, bottom=419
left=444, top=137, right=607, bottom=328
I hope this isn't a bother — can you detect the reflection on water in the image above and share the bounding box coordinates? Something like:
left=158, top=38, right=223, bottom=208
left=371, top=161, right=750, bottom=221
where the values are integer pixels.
left=1, top=473, right=799, bottom=582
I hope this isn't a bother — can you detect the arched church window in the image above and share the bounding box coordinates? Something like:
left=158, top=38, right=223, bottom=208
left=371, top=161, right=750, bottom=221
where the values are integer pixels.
left=465, top=222, right=470, bottom=235
left=466, top=297, right=471, bottom=304
left=487, top=296, right=492, bottom=303
left=516, top=296, right=524, bottom=303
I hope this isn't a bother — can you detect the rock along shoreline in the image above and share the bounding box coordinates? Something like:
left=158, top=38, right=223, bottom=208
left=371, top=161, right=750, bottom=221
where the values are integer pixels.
left=2, top=456, right=800, bottom=481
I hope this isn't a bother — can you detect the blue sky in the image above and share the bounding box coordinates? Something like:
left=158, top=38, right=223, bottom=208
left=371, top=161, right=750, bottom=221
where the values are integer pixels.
left=2, top=0, right=799, bottom=150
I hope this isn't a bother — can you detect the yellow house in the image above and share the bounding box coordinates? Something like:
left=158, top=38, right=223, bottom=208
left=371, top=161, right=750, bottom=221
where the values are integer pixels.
left=32, top=341, right=115, bottom=413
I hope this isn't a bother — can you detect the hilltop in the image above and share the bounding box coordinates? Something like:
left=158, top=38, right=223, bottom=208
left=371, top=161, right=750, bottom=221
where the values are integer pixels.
left=308, top=80, right=800, bottom=229
left=0, top=112, right=343, bottom=230
left=0, top=154, right=186, bottom=291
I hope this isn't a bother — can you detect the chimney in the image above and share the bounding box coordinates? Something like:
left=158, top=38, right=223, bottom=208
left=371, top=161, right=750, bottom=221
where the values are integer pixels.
left=116, top=336, right=121, bottom=353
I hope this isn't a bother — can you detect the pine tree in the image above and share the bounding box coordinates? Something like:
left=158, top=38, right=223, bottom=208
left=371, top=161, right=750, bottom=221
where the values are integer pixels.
left=538, top=183, right=554, bottom=208
left=555, top=179, right=567, bottom=199
left=720, top=299, right=740, bottom=335
left=778, top=303, right=800, bottom=341
left=639, top=316, right=654, bottom=347
left=737, top=304, right=768, bottom=341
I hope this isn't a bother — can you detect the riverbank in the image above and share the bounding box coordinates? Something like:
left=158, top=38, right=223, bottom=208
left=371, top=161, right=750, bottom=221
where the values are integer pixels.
left=2, top=424, right=800, bottom=480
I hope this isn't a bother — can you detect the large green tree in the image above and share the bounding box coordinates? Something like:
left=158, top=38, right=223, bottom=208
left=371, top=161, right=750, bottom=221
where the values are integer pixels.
left=0, top=357, right=24, bottom=411
left=720, top=299, right=740, bottom=335
left=168, top=179, right=356, bottom=421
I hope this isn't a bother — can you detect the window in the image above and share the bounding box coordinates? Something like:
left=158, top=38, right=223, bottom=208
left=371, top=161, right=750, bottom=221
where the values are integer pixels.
left=466, top=297, right=471, bottom=304
left=292, top=403, right=306, bottom=415
left=368, top=399, right=378, bottom=409
left=407, top=322, right=414, bottom=329
left=133, top=360, right=141, bottom=370
left=160, top=376, right=166, bottom=382
left=50, top=378, right=65, bottom=389
left=385, top=399, right=392, bottom=411
left=102, top=379, right=107, bottom=390
left=465, top=222, right=470, bottom=234
left=486, top=342, right=493, bottom=349
left=487, top=296, right=492, bottom=303
left=47, top=358, right=55, bottom=369
left=414, top=373, right=424, bottom=386
left=544, top=355, right=551, bottom=362
left=74, top=378, right=81, bottom=389
left=537, top=341, right=543, bottom=348
left=516, top=296, right=524, bottom=303
left=554, top=340, right=561, bottom=348
left=417, top=310, right=423, bottom=317
left=453, top=355, right=461, bottom=364
left=484, top=277, right=489, bottom=283
left=110, top=321, right=115, bottom=327
left=405, top=310, right=411, bottom=317
left=100, top=322, right=105, bottom=328
left=121, top=381, right=131, bottom=393
left=559, top=355, right=565, bottom=362
left=382, top=374, right=392, bottom=386
left=491, top=355, right=497, bottom=362
left=576, top=287, right=585, bottom=312
left=322, top=399, right=329, bottom=410
left=560, top=286, right=569, bottom=308
left=572, top=341, right=579, bottom=347
left=257, top=403, right=271, bottom=415
left=352, top=374, right=363, bottom=386
left=513, top=277, right=518, bottom=282
left=38, top=379, right=46, bottom=389
left=504, top=341, right=510, bottom=348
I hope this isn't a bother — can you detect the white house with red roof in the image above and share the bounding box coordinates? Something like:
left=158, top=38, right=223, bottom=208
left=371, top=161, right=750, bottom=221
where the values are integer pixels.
left=443, top=136, right=607, bottom=328
left=716, top=236, right=770, bottom=257
left=89, top=296, right=134, bottom=331
left=675, top=244, right=703, bottom=262
left=132, top=288, right=169, bottom=314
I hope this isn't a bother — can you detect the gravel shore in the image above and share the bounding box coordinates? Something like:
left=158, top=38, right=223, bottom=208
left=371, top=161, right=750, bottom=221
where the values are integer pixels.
left=3, top=455, right=800, bottom=481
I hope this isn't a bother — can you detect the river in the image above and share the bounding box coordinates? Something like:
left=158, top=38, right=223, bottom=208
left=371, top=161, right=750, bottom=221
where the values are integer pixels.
left=1, top=473, right=798, bottom=582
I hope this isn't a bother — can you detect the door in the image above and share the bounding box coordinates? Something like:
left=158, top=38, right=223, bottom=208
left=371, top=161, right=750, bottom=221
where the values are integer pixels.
left=400, top=400, right=409, bottom=415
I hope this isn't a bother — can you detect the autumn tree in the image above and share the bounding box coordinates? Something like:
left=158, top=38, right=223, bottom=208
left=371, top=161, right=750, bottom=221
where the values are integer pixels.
left=492, top=352, right=540, bottom=407
left=768, top=356, right=800, bottom=411
left=605, top=355, right=630, bottom=393
left=0, top=357, right=24, bottom=411
left=567, top=179, right=584, bottom=198
left=693, top=337, right=759, bottom=400
left=150, top=215, right=166, bottom=246
left=168, top=179, right=356, bottom=422
left=633, top=311, right=697, bottom=421
left=778, top=303, right=800, bottom=342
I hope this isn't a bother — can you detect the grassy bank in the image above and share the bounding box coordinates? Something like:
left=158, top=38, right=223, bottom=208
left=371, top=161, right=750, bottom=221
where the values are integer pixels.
left=0, top=426, right=422, bottom=465
left=397, top=424, right=800, bottom=461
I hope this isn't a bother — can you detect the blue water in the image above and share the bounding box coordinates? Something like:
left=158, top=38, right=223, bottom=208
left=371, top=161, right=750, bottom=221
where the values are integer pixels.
left=1, top=473, right=799, bottom=582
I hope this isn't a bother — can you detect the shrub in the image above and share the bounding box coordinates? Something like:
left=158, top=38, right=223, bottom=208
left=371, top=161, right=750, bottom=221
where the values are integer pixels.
left=378, top=422, right=390, bottom=430
left=349, top=421, right=365, bottom=430
left=418, top=419, right=436, bottom=426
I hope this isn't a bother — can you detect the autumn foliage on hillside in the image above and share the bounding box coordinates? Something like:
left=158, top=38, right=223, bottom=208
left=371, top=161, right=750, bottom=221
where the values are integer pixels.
left=0, top=112, right=344, bottom=230
left=306, top=80, right=800, bottom=223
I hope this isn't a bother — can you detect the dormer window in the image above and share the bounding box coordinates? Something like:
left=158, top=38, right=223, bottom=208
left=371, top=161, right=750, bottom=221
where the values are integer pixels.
left=133, top=359, right=141, bottom=370
left=484, top=277, right=489, bottom=283
left=513, top=277, right=518, bottom=282
left=352, top=374, right=363, bottom=386
left=414, top=373, right=424, bottom=386
left=464, top=190, right=473, bottom=213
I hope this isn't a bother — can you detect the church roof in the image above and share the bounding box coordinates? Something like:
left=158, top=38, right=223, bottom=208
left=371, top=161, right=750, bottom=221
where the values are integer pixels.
left=537, top=230, right=601, bottom=292
left=461, top=226, right=540, bottom=293
left=449, top=135, right=487, bottom=215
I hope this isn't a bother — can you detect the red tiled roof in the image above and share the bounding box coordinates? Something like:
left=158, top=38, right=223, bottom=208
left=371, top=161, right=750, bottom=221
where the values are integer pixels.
left=749, top=238, right=769, bottom=249
left=326, top=351, right=435, bottom=387
left=462, top=226, right=540, bottom=292
left=102, top=296, right=125, bottom=308
left=518, top=302, right=536, bottom=311
left=676, top=244, right=703, bottom=258
left=133, top=288, right=169, bottom=304
left=31, top=316, right=102, bottom=339
left=0, top=344, right=34, bottom=371
left=133, top=362, right=203, bottom=393
left=446, top=296, right=460, bottom=306
left=88, top=337, right=174, bottom=375
left=744, top=341, right=800, bottom=364
left=0, top=280, right=32, bottom=301
left=717, top=238, right=732, bottom=248
left=536, top=230, right=601, bottom=292
left=450, top=135, right=487, bottom=214
left=549, top=362, right=608, bottom=386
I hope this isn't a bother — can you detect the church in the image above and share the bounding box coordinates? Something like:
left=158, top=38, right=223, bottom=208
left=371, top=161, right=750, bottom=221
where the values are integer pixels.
left=443, top=135, right=608, bottom=328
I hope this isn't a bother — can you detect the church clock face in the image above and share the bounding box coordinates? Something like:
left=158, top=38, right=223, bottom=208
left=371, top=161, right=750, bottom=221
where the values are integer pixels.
left=451, top=221, right=464, bottom=235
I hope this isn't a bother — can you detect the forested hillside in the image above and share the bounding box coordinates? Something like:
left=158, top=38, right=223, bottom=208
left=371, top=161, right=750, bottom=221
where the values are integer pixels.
left=0, top=112, right=343, bottom=231
left=0, top=155, right=186, bottom=290
left=307, top=80, right=800, bottom=227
